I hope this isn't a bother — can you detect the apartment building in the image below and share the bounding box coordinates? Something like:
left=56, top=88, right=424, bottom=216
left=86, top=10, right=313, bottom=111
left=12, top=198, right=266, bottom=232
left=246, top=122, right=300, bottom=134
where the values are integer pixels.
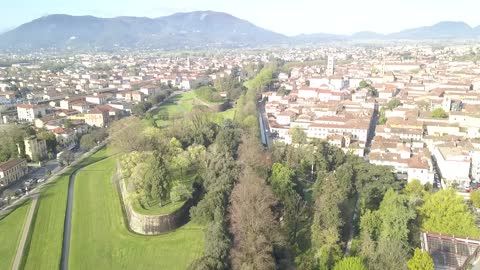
left=0, top=159, right=28, bottom=187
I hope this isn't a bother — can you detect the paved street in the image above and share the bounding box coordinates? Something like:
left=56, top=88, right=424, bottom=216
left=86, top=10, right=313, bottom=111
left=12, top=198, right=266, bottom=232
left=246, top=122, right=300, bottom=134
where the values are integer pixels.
left=0, top=147, right=86, bottom=217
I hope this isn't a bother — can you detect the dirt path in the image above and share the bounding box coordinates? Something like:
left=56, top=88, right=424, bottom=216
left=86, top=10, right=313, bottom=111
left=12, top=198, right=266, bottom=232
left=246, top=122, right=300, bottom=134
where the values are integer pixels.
left=11, top=194, right=38, bottom=270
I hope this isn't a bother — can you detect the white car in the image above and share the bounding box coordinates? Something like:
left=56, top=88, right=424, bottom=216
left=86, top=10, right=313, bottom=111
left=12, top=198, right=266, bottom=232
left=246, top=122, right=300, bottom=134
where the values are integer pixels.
left=37, top=178, right=45, bottom=183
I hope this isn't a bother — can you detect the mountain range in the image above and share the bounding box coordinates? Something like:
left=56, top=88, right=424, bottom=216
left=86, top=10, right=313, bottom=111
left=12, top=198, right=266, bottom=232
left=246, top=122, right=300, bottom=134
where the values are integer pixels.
left=1, top=11, right=480, bottom=50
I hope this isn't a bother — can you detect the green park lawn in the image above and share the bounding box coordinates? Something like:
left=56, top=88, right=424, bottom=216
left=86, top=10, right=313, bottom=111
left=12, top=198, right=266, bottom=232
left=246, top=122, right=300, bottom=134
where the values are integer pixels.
left=22, top=148, right=110, bottom=270
left=131, top=197, right=186, bottom=216
left=0, top=200, right=31, bottom=270
left=212, top=107, right=236, bottom=123
left=69, top=156, right=204, bottom=270
left=154, top=91, right=235, bottom=127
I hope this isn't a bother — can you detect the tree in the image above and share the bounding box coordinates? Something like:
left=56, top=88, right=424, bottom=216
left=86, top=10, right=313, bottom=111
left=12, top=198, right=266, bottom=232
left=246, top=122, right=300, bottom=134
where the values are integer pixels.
left=0, top=125, right=26, bottom=162
left=170, top=181, right=193, bottom=203
left=407, top=249, right=434, bottom=270
left=419, top=189, right=480, bottom=238
left=358, top=80, right=370, bottom=89
left=377, top=189, right=416, bottom=246
left=277, top=86, right=290, bottom=96
left=378, top=107, right=387, bottom=125
left=353, top=160, right=400, bottom=211
left=269, top=163, right=309, bottom=247
left=386, top=98, right=402, bottom=110
left=58, top=149, right=74, bottom=166
left=334, top=257, right=367, bottom=270
left=471, top=190, right=480, bottom=209
left=229, top=169, right=283, bottom=270
left=109, top=117, right=148, bottom=153
left=64, top=119, right=74, bottom=128
left=290, top=127, right=307, bottom=145
left=243, top=67, right=274, bottom=94
left=144, top=153, right=172, bottom=206
left=132, top=101, right=153, bottom=116
left=37, top=130, right=57, bottom=153
left=311, top=168, right=352, bottom=270
left=370, top=238, right=408, bottom=270
left=2, top=189, right=15, bottom=205
left=431, top=108, right=448, bottom=119
left=270, top=163, right=296, bottom=201
left=404, top=179, right=425, bottom=198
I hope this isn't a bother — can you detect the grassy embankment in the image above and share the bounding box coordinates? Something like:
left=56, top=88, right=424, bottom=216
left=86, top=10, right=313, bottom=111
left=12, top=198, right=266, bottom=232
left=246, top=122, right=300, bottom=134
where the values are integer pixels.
left=69, top=157, right=204, bottom=270
left=0, top=200, right=31, bottom=270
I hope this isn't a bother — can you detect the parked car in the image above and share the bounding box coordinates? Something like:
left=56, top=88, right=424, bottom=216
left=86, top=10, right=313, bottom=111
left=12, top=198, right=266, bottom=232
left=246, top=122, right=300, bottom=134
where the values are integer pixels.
left=37, top=178, right=45, bottom=183
left=24, top=179, right=34, bottom=187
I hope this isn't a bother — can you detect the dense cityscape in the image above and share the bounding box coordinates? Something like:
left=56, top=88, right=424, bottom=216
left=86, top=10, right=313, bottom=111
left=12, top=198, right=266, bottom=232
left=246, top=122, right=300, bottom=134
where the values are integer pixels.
left=2, top=3, right=480, bottom=270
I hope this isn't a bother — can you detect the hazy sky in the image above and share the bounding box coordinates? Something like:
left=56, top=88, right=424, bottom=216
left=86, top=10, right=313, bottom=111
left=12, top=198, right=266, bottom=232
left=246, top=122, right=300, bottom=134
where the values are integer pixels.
left=1, top=0, right=479, bottom=35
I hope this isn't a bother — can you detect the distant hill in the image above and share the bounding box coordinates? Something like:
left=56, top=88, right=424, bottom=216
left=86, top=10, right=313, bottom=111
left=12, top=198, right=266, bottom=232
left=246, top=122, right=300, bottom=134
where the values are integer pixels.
left=292, top=33, right=347, bottom=43
left=351, top=31, right=385, bottom=40
left=0, top=13, right=479, bottom=50
left=0, top=11, right=287, bottom=49
left=388, top=21, right=475, bottom=39
left=291, top=21, right=480, bottom=43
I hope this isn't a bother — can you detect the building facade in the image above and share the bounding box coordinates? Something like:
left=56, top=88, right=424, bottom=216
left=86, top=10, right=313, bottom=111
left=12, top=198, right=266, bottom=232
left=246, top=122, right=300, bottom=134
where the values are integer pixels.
left=23, top=137, right=48, bottom=161
left=0, top=159, right=28, bottom=187
left=17, top=104, right=46, bottom=122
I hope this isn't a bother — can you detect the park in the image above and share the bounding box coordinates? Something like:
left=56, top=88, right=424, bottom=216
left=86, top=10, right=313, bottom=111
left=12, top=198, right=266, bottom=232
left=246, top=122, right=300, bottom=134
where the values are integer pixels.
left=0, top=88, right=238, bottom=270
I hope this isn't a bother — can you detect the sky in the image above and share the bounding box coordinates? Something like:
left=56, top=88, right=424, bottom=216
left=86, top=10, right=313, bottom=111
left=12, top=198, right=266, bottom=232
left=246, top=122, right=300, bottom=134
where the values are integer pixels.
left=1, top=0, right=479, bottom=36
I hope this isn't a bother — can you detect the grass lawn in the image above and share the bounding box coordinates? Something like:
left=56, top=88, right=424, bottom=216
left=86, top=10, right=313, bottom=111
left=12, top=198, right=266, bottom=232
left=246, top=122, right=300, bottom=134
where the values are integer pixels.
left=131, top=197, right=186, bottom=216
left=212, top=107, right=236, bottom=124
left=70, top=157, right=204, bottom=270
left=22, top=148, right=110, bottom=270
left=154, top=92, right=197, bottom=126
left=154, top=91, right=236, bottom=127
left=0, top=200, right=31, bottom=270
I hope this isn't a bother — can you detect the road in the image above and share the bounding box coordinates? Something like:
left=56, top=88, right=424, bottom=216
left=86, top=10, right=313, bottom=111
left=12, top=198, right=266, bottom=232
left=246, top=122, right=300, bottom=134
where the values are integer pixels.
left=0, top=160, right=62, bottom=218
left=11, top=194, right=39, bottom=270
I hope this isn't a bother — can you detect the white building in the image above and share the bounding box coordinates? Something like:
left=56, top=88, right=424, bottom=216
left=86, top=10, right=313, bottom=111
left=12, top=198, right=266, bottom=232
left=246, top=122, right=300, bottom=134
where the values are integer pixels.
left=407, top=156, right=435, bottom=185
left=433, top=146, right=471, bottom=186
left=17, top=104, right=46, bottom=122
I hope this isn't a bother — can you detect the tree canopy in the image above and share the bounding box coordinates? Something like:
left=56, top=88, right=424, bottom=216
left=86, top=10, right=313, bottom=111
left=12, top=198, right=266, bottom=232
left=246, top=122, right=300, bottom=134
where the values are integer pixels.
left=419, top=189, right=479, bottom=238
left=333, top=257, right=367, bottom=270
left=407, top=249, right=434, bottom=270
left=431, top=108, right=448, bottom=119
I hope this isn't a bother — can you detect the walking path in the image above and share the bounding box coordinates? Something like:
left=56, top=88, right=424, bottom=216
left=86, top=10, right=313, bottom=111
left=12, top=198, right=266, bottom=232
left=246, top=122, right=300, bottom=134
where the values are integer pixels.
left=60, top=144, right=108, bottom=270
left=60, top=168, right=82, bottom=270
left=11, top=194, right=39, bottom=270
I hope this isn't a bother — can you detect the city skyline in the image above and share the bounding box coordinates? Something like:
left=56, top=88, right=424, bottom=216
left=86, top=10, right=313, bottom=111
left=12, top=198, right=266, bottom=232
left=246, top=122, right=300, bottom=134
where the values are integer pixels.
left=2, top=0, right=480, bottom=36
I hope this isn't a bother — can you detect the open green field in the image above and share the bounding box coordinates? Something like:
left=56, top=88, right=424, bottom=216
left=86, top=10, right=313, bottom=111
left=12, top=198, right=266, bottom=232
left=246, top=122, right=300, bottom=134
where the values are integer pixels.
left=213, top=107, right=236, bottom=123
left=0, top=200, right=31, bottom=270
left=70, top=157, right=204, bottom=270
left=156, top=91, right=196, bottom=115
left=154, top=91, right=235, bottom=127
left=23, top=148, right=110, bottom=270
